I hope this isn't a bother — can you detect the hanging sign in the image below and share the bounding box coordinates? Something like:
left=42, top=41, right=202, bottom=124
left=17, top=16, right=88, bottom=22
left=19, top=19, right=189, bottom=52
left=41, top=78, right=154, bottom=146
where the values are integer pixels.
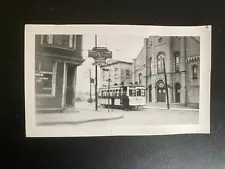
left=88, top=47, right=112, bottom=59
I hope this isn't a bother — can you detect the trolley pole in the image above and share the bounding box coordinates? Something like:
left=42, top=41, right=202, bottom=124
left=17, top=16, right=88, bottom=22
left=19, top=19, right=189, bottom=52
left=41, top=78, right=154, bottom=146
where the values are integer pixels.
left=163, top=58, right=170, bottom=109
left=95, top=35, right=98, bottom=110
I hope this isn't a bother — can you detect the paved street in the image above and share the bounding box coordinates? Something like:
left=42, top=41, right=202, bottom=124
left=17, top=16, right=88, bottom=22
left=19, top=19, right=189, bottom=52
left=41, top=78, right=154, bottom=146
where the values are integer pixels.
left=36, top=102, right=198, bottom=126
left=73, top=102, right=198, bottom=126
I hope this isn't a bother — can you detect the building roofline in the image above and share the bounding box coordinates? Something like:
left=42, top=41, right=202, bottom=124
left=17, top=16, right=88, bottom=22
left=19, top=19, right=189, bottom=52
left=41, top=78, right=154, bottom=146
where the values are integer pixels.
left=101, top=60, right=133, bottom=68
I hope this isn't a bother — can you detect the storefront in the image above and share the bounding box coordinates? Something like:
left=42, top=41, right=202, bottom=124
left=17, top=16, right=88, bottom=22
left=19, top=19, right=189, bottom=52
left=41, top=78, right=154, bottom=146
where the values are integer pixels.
left=35, top=34, right=85, bottom=112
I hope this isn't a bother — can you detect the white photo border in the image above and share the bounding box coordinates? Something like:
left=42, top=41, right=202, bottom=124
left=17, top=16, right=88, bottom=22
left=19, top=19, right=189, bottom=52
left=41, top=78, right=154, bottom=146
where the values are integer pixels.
left=25, top=24, right=211, bottom=137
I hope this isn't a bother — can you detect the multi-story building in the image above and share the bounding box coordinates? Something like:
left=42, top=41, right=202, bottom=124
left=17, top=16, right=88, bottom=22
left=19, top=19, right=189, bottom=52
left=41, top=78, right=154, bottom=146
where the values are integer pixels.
left=133, top=36, right=200, bottom=108
left=35, top=35, right=85, bottom=112
left=100, top=59, right=133, bottom=87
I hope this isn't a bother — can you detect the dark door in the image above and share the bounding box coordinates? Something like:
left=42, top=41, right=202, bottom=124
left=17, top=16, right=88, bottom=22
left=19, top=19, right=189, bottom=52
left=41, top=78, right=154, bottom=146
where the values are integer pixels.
left=157, top=87, right=166, bottom=102
left=149, top=85, right=152, bottom=102
left=175, top=83, right=181, bottom=103
left=66, top=66, right=75, bottom=106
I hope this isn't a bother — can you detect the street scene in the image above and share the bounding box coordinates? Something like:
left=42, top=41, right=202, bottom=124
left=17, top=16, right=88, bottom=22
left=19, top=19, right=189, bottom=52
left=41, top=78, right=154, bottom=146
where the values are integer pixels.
left=34, top=34, right=200, bottom=127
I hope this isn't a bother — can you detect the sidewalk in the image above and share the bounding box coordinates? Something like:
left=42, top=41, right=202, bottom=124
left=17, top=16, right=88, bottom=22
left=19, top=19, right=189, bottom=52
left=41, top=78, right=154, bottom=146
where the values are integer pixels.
left=144, top=106, right=199, bottom=112
left=36, top=109, right=124, bottom=126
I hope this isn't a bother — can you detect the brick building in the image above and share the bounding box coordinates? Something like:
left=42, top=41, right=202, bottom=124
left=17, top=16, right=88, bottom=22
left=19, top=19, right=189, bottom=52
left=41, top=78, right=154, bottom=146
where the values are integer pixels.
left=100, top=59, right=133, bottom=87
left=133, top=36, right=200, bottom=108
left=35, top=35, right=85, bottom=112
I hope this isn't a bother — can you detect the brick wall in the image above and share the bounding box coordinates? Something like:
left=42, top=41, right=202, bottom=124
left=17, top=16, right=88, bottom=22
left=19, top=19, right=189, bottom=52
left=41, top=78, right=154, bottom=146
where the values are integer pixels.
left=134, top=36, right=200, bottom=106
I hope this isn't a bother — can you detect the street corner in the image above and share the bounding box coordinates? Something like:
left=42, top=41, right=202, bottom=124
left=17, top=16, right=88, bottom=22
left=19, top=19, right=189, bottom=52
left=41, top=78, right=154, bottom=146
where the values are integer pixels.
left=35, top=109, right=124, bottom=126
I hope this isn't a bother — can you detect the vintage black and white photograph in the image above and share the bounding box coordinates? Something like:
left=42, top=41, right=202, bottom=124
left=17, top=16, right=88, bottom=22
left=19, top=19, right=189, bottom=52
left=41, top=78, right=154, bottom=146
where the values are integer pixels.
left=25, top=25, right=211, bottom=137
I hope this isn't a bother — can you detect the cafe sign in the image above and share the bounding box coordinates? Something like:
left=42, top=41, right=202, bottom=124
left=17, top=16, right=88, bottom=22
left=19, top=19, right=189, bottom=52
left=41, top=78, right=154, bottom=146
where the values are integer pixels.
left=88, top=47, right=112, bottom=59
left=35, top=72, right=49, bottom=83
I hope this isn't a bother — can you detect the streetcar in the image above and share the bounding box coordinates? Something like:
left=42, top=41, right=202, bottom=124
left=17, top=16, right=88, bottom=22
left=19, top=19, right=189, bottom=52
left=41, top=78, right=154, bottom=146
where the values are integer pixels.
left=98, top=84, right=146, bottom=109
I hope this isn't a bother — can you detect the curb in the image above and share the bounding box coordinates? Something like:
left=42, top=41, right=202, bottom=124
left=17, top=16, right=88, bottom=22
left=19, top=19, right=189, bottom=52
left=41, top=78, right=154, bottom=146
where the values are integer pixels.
left=143, top=107, right=198, bottom=111
left=37, top=115, right=124, bottom=126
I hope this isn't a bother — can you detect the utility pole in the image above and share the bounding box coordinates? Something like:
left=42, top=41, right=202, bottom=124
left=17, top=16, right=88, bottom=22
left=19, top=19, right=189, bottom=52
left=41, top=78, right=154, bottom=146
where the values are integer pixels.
left=145, top=39, right=148, bottom=103
left=163, top=58, right=170, bottom=109
left=95, top=35, right=98, bottom=110
left=89, top=68, right=92, bottom=103
left=108, top=76, right=110, bottom=112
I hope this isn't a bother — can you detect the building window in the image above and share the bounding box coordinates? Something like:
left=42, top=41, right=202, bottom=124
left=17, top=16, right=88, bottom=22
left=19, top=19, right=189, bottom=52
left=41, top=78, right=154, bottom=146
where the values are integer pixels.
left=115, top=74, right=118, bottom=79
left=149, top=58, right=152, bottom=76
left=138, top=73, right=142, bottom=84
left=41, top=35, right=75, bottom=49
left=115, top=68, right=118, bottom=72
left=35, top=60, right=57, bottom=96
left=158, top=37, right=163, bottom=43
left=157, top=54, right=165, bottom=73
left=175, top=53, right=180, bottom=72
left=42, top=35, right=48, bottom=43
left=125, top=69, right=130, bottom=79
left=192, top=65, right=198, bottom=79
left=53, top=35, right=70, bottom=47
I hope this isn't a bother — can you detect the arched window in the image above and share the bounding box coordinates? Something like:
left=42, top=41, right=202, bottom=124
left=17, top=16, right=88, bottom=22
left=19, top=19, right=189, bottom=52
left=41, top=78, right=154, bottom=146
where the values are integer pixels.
left=138, top=73, right=142, bottom=84
left=157, top=54, right=165, bottom=73
left=149, top=58, right=152, bottom=76
left=192, top=65, right=198, bottom=79
left=175, top=52, right=180, bottom=72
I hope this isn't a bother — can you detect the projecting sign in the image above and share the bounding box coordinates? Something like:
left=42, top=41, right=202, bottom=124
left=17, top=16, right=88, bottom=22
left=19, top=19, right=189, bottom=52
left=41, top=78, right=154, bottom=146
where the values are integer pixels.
left=94, top=57, right=106, bottom=63
left=88, top=47, right=112, bottom=59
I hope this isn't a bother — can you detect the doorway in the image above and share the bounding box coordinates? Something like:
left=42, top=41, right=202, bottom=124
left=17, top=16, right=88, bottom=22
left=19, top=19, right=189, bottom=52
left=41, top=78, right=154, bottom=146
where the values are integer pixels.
left=66, top=65, right=75, bottom=106
left=156, top=81, right=166, bottom=102
left=149, top=85, right=152, bottom=102
left=175, top=83, right=181, bottom=103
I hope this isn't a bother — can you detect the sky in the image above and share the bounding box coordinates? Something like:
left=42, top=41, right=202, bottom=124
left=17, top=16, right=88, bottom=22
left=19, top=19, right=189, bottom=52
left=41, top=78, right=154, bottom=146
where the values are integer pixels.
left=76, top=34, right=147, bottom=93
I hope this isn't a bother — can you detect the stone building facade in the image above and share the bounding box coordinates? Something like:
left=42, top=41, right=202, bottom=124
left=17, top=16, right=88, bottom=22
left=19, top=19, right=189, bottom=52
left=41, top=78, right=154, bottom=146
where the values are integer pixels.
left=35, top=35, right=85, bottom=112
left=133, top=36, right=200, bottom=108
left=100, top=59, right=133, bottom=87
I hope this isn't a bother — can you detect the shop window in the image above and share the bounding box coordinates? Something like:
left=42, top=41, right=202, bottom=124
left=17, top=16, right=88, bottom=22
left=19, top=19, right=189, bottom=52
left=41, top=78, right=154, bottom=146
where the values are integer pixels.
left=192, top=65, right=198, bottom=79
left=35, top=60, right=57, bottom=96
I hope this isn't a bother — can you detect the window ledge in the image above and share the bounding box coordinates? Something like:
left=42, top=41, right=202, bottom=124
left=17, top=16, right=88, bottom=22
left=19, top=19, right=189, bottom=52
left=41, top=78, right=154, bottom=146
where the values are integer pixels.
left=36, top=94, right=55, bottom=98
left=41, top=44, right=75, bottom=51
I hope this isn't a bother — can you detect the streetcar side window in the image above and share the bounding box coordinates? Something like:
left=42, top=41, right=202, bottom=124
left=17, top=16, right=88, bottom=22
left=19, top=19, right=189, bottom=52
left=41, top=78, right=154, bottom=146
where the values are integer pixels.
left=141, top=89, right=145, bottom=97
left=112, top=90, right=116, bottom=97
left=116, top=89, right=119, bottom=98
left=119, top=89, right=121, bottom=97
left=137, top=89, right=141, bottom=96
left=129, top=89, right=136, bottom=96
left=103, top=90, right=106, bottom=98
